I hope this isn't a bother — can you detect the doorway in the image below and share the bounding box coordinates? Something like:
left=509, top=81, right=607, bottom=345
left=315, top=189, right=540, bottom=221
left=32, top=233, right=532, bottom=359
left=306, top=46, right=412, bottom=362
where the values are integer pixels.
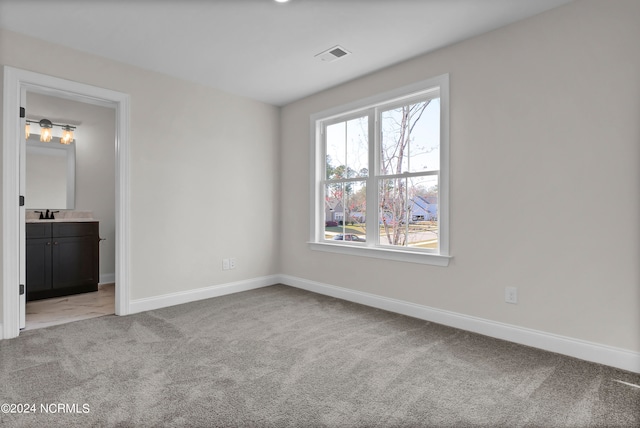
left=2, top=66, right=131, bottom=339
left=23, top=91, right=116, bottom=330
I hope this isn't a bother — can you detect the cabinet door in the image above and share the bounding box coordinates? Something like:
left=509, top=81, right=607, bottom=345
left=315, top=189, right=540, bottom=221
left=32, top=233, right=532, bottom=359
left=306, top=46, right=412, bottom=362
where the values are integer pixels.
left=26, top=237, right=52, bottom=295
left=52, top=235, right=99, bottom=289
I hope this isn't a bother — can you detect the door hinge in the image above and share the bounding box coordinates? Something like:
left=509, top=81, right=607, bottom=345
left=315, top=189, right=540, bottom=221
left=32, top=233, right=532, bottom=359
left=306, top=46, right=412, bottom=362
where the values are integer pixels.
left=20, top=107, right=25, bottom=118
left=19, top=195, right=25, bottom=206
left=19, top=284, right=24, bottom=295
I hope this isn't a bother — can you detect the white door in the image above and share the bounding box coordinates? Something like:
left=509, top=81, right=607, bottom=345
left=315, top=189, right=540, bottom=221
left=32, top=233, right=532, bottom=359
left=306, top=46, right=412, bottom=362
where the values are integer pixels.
left=19, top=87, right=27, bottom=329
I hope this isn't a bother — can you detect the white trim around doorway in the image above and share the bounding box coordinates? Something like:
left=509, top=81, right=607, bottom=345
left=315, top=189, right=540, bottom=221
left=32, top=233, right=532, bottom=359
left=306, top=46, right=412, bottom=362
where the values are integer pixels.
left=2, top=66, right=131, bottom=339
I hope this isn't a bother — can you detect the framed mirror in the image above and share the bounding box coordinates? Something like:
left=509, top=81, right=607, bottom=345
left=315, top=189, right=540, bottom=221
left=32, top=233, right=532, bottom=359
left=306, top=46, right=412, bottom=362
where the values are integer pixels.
left=25, top=136, right=76, bottom=209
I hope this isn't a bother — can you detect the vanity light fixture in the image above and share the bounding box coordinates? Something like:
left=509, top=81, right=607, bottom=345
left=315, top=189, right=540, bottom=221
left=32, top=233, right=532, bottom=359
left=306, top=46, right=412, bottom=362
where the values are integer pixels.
left=25, top=118, right=76, bottom=144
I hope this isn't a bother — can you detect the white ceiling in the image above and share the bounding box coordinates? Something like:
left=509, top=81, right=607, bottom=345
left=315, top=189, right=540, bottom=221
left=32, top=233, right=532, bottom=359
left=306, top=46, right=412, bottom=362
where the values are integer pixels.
left=0, top=0, right=573, bottom=106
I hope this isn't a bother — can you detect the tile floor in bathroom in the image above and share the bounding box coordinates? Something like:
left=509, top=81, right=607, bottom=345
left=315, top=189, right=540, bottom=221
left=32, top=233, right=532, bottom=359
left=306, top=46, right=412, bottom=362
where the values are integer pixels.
left=24, top=283, right=115, bottom=330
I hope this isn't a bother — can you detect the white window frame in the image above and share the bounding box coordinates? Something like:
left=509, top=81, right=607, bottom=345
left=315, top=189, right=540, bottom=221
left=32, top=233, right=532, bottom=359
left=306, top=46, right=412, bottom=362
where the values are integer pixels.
left=309, top=74, right=450, bottom=267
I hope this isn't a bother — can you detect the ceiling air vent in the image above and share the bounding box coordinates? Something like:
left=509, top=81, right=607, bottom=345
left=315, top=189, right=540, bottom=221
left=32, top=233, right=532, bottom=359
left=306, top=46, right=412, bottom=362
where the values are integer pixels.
left=315, top=45, right=351, bottom=63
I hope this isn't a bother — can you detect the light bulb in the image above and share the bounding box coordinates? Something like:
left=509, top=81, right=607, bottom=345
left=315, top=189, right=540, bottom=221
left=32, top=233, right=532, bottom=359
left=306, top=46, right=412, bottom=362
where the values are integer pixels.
left=40, top=127, right=52, bottom=142
left=39, top=119, right=53, bottom=142
left=60, top=126, right=74, bottom=145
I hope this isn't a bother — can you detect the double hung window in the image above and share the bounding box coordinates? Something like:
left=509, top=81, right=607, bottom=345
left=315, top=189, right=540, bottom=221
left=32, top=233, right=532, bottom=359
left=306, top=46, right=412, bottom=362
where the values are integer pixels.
left=310, top=75, right=450, bottom=266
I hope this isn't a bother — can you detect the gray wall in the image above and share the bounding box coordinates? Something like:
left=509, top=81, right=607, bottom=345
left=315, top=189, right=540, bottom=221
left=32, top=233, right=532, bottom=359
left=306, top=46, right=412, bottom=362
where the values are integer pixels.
left=280, top=0, right=640, bottom=353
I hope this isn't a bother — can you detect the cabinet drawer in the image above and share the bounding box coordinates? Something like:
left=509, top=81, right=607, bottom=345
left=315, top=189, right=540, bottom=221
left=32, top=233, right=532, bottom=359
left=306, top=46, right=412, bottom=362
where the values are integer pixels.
left=26, top=223, right=51, bottom=239
left=52, top=222, right=98, bottom=237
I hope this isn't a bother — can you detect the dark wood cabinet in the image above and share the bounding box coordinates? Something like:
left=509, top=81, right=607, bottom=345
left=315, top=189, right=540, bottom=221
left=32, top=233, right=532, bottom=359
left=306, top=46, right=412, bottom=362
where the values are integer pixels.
left=26, top=222, right=99, bottom=301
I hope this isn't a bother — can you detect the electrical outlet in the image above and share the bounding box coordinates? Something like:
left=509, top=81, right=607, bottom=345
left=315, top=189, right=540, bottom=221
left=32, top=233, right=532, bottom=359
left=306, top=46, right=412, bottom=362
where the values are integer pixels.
left=229, top=258, right=236, bottom=269
left=222, top=258, right=230, bottom=270
left=505, top=287, right=518, bottom=304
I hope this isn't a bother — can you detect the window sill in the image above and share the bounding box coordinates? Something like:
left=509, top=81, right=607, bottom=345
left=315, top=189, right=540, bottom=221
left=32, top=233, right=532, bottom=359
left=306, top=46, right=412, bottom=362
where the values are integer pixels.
left=308, top=242, right=451, bottom=267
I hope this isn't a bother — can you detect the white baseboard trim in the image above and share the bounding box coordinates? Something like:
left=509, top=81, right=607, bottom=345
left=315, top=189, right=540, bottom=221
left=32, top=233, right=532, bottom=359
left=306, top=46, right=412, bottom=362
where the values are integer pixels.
left=8, top=271, right=637, bottom=373
left=277, top=274, right=640, bottom=374
left=128, top=275, right=278, bottom=315
left=99, top=273, right=116, bottom=285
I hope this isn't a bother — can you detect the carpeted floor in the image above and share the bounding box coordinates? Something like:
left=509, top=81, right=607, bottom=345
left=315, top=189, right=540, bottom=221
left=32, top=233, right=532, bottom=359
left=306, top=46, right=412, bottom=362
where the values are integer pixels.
left=1, top=284, right=638, bottom=427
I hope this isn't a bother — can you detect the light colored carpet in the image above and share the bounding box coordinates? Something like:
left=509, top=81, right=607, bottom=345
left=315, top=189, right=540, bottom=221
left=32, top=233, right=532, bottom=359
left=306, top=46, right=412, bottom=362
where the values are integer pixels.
left=1, top=284, right=638, bottom=427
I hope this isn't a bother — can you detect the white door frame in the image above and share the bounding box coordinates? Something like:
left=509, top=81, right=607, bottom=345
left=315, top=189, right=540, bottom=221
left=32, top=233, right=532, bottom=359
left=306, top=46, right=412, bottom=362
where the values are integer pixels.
left=2, top=66, right=131, bottom=339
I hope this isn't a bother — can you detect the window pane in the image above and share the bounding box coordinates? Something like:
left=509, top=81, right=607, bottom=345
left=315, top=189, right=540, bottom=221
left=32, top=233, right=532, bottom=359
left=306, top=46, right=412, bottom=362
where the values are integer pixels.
left=325, top=181, right=366, bottom=242
left=379, top=175, right=438, bottom=249
left=326, top=116, right=368, bottom=180
left=407, top=175, right=438, bottom=249
left=380, top=99, right=440, bottom=175
left=345, top=181, right=366, bottom=241
left=325, top=182, right=343, bottom=235
left=379, top=177, right=407, bottom=246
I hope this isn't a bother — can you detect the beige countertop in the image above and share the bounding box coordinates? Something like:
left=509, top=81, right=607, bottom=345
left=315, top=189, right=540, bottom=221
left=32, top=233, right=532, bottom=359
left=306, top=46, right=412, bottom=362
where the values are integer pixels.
left=26, top=218, right=97, bottom=223
left=25, top=210, right=95, bottom=223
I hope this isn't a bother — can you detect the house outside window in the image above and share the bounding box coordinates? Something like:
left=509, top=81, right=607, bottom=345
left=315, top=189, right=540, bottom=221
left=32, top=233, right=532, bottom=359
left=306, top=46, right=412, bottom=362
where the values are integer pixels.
left=310, top=75, right=450, bottom=266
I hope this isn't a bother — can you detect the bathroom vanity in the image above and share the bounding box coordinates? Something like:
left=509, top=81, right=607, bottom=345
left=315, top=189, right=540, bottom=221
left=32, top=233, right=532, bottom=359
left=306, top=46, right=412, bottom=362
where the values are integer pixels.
left=26, top=220, right=100, bottom=301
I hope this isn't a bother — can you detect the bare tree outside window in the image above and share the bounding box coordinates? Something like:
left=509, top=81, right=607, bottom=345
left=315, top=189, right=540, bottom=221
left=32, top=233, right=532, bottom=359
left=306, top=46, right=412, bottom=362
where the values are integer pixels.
left=379, top=100, right=440, bottom=248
